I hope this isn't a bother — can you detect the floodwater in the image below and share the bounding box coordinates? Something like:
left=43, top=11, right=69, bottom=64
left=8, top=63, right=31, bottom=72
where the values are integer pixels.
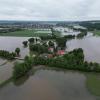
left=0, top=69, right=97, bottom=100
left=0, top=34, right=100, bottom=100
left=0, top=36, right=30, bottom=58
left=0, top=58, right=7, bottom=65
left=0, top=36, right=30, bottom=82
left=0, top=62, right=14, bottom=83
left=66, top=33, right=100, bottom=63
left=0, top=60, right=24, bottom=83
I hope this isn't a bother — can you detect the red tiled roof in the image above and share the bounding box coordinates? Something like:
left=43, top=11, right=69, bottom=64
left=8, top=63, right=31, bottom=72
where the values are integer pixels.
left=57, top=50, right=65, bottom=55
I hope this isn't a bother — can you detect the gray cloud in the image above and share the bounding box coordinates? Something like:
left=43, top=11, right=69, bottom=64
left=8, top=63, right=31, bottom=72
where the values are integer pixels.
left=0, top=0, right=100, bottom=21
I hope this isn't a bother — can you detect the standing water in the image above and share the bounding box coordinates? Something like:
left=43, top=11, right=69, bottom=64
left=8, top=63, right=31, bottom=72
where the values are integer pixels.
left=0, top=35, right=100, bottom=100
left=0, top=36, right=30, bottom=83
left=0, top=69, right=97, bottom=100
left=0, top=36, right=30, bottom=58
left=66, top=33, right=100, bottom=63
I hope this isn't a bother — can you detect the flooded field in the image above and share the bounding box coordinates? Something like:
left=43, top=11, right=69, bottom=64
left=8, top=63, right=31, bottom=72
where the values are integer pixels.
left=0, top=34, right=100, bottom=100
left=0, top=37, right=30, bottom=82
left=0, top=69, right=97, bottom=100
left=66, top=35, right=100, bottom=63
left=0, top=36, right=30, bottom=58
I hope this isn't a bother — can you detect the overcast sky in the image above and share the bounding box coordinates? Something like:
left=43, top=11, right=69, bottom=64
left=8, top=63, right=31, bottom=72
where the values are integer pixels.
left=0, top=0, right=100, bottom=21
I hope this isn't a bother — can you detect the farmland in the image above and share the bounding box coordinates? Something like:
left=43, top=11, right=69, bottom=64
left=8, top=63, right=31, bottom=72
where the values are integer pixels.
left=0, top=29, right=52, bottom=37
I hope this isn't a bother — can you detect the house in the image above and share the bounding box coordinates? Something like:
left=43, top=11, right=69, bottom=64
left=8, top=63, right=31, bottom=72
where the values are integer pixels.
left=48, top=47, right=54, bottom=53
left=57, top=50, right=65, bottom=55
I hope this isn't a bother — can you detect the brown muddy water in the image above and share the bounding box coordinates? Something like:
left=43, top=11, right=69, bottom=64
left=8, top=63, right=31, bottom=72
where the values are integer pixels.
left=0, top=35, right=100, bottom=100
left=0, top=69, right=97, bottom=100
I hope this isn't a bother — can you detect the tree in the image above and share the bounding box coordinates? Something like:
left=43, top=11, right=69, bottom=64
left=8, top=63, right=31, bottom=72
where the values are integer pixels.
left=64, top=35, right=75, bottom=40
left=13, top=56, right=34, bottom=79
left=29, top=44, right=48, bottom=54
left=48, top=41, right=54, bottom=47
left=56, top=37, right=67, bottom=48
left=23, top=41, right=28, bottom=47
left=15, top=48, right=20, bottom=56
left=77, top=32, right=87, bottom=38
left=28, top=38, right=34, bottom=43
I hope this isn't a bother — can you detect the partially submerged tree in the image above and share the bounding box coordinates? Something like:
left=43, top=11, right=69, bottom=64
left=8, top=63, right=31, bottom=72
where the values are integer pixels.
left=15, top=48, right=20, bottom=56
left=23, top=41, right=28, bottom=47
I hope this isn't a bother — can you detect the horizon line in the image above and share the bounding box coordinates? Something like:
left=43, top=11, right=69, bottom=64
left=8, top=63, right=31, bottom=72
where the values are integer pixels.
left=0, top=20, right=100, bottom=22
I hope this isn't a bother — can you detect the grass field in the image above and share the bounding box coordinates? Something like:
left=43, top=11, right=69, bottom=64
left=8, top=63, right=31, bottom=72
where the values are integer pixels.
left=0, top=29, right=52, bottom=37
left=86, top=73, right=100, bottom=96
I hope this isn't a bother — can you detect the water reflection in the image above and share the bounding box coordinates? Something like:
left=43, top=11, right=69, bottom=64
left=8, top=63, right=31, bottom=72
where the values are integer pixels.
left=0, top=69, right=96, bottom=100
left=13, top=75, right=29, bottom=86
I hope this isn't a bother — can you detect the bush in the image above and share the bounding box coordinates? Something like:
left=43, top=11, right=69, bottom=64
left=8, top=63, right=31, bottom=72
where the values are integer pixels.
left=29, top=44, right=48, bottom=54
left=33, top=57, right=48, bottom=65
left=40, top=36, right=54, bottom=40
left=13, top=56, right=33, bottom=79
left=28, top=38, right=35, bottom=43
left=56, top=37, right=67, bottom=48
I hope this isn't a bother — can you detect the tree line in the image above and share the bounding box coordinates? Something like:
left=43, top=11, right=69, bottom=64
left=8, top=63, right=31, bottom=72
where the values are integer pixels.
left=0, top=48, right=21, bottom=60
left=0, top=50, right=16, bottom=60
left=33, top=48, right=100, bottom=72
left=13, top=48, right=100, bottom=80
